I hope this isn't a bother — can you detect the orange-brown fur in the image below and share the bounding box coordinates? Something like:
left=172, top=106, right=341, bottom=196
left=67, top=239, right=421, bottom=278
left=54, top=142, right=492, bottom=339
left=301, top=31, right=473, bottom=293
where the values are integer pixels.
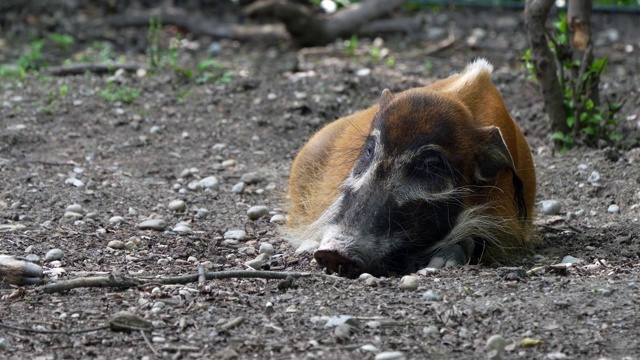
left=288, top=60, right=536, bottom=263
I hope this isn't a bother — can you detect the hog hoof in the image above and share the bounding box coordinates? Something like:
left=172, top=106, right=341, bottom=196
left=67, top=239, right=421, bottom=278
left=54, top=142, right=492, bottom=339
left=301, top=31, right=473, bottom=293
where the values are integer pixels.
left=427, top=244, right=468, bottom=268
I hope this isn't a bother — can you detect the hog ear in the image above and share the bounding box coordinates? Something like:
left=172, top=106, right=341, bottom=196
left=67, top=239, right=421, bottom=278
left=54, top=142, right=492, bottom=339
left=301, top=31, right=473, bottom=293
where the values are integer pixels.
left=378, top=89, right=394, bottom=109
left=474, top=126, right=515, bottom=182
left=474, top=126, right=527, bottom=219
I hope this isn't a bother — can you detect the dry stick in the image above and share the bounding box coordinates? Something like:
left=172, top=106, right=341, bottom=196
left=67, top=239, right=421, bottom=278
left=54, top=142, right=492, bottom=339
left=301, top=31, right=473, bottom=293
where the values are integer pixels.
left=40, top=270, right=323, bottom=294
left=0, top=322, right=109, bottom=334
left=47, top=63, right=148, bottom=76
left=140, top=329, right=160, bottom=357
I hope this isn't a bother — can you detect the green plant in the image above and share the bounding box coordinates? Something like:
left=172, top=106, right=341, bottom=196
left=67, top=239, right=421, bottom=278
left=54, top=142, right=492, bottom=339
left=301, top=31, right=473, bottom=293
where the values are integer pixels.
left=16, top=40, right=45, bottom=71
left=525, top=13, right=625, bottom=150
left=344, top=34, right=358, bottom=57
left=100, top=85, right=141, bottom=104
left=195, top=59, right=234, bottom=84
left=49, top=33, right=75, bottom=51
left=148, top=16, right=162, bottom=70
left=423, top=60, right=433, bottom=75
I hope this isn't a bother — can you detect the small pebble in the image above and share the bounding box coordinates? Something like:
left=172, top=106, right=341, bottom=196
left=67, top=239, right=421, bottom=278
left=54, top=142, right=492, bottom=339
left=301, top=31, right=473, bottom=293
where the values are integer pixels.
left=0, top=338, right=11, bottom=351
left=587, top=171, right=601, bottom=183
left=359, top=273, right=374, bottom=280
left=231, top=182, right=245, bottom=193
left=65, top=204, right=84, bottom=214
left=199, top=176, right=220, bottom=190
left=109, top=216, right=125, bottom=224
left=356, top=68, right=371, bottom=77
left=172, top=224, right=192, bottom=233
left=221, top=159, right=237, bottom=167
left=151, top=337, right=165, bottom=343
left=607, top=204, right=620, bottom=214
left=108, top=240, right=125, bottom=250
left=561, top=255, right=583, bottom=264
left=85, top=212, right=99, bottom=220
left=423, top=325, right=439, bottom=336
left=540, top=200, right=561, bottom=215
left=375, top=351, right=405, bottom=360
left=239, top=172, right=263, bottom=184
left=360, top=344, right=379, bottom=353
left=399, top=275, right=419, bottom=291
left=247, top=205, right=269, bottom=220
left=546, top=352, right=569, bottom=360
left=259, top=243, right=275, bottom=256
left=423, top=290, right=443, bottom=301
left=168, top=199, right=186, bottom=212
left=269, top=214, right=286, bottom=224
left=157, top=258, right=170, bottom=266
left=224, top=230, right=247, bottom=240
left=65, top=178, right=85, bottom=187
left=195, top=208, right=209, bottom=219
left=44, top=249, right=64, bottom=262
left=486, top=334, right=508, bottom=358
left=137, top=219, right=167, bottom=231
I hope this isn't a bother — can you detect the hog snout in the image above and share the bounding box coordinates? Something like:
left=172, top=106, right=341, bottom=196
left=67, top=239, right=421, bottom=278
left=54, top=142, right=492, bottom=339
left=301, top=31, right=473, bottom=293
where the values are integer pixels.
left=314, top=249, right=363, bottom=278
left=314, top=238, right=364, bottom=278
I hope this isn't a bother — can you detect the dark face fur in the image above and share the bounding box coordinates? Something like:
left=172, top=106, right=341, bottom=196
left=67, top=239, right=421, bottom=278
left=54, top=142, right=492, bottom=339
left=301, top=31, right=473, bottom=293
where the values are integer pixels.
left=314, top=90, right=482, bottom=277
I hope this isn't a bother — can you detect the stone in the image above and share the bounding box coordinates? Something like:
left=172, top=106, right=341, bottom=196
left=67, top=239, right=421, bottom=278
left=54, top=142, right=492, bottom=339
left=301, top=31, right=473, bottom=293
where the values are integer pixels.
left=375, top=351, right=405, bottom=360
left=108, top=240, right=125, bottom=249
left=423, top=290, right=443, bottom=302
left=109, top=216, right=125, bottom=224
left=607, top=204, right=620, bottom=214
left=399, top=275, right=419, bottom=291
left=137, top=219, right=167, bottom=231
left=199, top=176, right=220, bottom=190
left=561, top=255, right=583, bottom=264
left=269, top=214, right=286, bottom=224
left=247, top=205, right=269, bottom=220
left=540, top=200, right=561, bottom=215
left=240, top=172, right=263, bottom=184
left=231, top=182, right=245, bottom=193
left=224, top=230, right=247, bottom=240
left=45, top=249, right=64, bottom=262
left=168, top=199, right=186, bottom=212
left=259, top=243, right=275, bottom=256
left=65, top=204, right=84, bottom=214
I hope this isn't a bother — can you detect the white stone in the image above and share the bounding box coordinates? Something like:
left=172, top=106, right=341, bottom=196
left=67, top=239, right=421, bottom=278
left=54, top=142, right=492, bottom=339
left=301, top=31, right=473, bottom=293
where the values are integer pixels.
left=199, top=176, right=220, bottom=190
left=224, top=230, right=247, bottom=240
left=247, top=205, right=269, bottom=220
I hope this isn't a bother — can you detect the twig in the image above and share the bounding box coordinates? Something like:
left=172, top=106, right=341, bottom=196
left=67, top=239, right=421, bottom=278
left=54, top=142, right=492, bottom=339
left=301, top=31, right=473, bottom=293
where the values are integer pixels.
left=47, top=63, right=148, bottom=76
left=0, top=322, right=109, bottom=334
left=140, top=329, right=160, bottom=357
left=220, top=316, right=245, bottom=331
left=40, top=270, right=326, bottom=294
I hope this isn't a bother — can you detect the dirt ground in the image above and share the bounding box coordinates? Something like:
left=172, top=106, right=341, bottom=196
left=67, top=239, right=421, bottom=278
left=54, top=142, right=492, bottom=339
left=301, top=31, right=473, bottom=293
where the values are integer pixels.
left=1, top=7, right=639, bottom=360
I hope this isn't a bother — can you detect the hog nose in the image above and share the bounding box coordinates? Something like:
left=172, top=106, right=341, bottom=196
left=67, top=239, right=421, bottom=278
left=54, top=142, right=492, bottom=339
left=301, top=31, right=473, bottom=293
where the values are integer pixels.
left=314, top=249, right=362, bottom=278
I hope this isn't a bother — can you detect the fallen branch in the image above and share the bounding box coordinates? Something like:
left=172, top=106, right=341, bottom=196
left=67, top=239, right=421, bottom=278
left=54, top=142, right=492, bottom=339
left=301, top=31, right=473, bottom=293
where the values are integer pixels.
left=91, top=8, right=288, bottom=43
left=40, top=270, right=324, bottom=294
left=47, top=63, right=148, bottom=76
left=245, top=0, right=406, bottom=47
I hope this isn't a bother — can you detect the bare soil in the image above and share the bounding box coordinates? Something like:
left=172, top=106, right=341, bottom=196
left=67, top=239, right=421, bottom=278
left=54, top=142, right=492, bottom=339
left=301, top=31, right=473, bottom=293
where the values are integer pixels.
left=1, top=8, right=639, bottom=360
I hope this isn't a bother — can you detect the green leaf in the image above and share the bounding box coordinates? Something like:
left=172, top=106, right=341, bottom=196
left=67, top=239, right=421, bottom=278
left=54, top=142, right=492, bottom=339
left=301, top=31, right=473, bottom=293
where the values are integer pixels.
left=585, top=98, right=594, bottom=111
left=567, top=116, right=575, bottom=128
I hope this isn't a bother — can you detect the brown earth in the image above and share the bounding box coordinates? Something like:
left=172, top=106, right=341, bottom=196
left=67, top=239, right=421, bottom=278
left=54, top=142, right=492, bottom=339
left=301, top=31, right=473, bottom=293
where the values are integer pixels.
left=1, top=7, right=639, bottom=360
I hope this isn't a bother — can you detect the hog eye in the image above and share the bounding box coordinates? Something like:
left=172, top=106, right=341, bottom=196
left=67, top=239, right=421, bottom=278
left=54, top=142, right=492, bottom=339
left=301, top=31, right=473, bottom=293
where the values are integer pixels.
left=364, top=137, right=375, bottom=158
left=353, top=136, right=376, bottom=176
